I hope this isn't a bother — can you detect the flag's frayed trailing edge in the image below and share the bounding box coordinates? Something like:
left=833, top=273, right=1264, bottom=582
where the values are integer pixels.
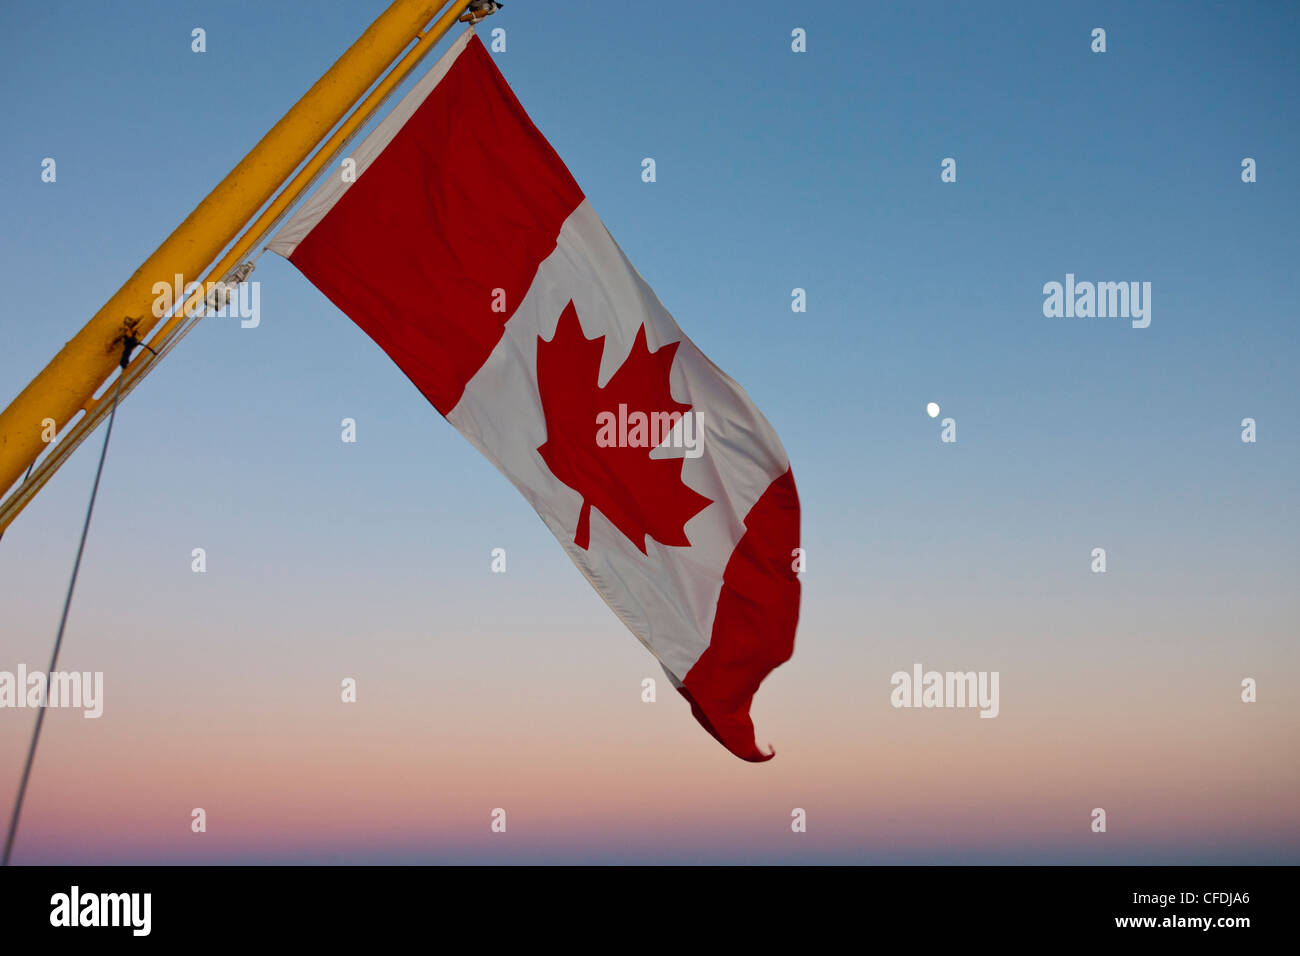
left=270, top=28, right=800, bottom=761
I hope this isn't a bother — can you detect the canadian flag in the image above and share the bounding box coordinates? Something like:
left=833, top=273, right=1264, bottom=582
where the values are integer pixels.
left=270, top=28, right=800, bottom=761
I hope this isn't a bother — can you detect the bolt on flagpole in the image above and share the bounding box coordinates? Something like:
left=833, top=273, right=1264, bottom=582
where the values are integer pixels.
left=0, top=0, right=475, bottom=520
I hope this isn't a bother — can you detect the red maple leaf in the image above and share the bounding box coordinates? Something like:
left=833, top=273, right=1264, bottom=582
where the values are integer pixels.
left=537, top=301, right=712, bottom=553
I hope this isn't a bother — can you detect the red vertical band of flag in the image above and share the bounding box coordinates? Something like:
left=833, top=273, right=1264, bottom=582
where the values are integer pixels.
left=679, top=468, right=801, bottom=761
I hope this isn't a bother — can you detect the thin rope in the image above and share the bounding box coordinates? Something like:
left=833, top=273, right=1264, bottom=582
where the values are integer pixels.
left=2, top=366, right=127, bottom=866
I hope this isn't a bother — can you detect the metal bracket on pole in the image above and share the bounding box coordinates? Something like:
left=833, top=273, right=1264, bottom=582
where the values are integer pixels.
left=203, top=261, right=257, bottom=315
left=458, top=1, right=502, bottom=24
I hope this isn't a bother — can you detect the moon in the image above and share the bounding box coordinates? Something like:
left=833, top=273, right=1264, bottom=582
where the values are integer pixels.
left=926, top=402, right=940, bottom=418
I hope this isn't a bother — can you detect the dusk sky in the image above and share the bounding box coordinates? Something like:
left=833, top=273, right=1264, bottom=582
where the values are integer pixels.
left=0, top=0, right=1296, bottom=864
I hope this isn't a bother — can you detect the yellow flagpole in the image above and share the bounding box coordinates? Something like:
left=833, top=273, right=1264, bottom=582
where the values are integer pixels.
left=0, top=0, right=480, bottom=531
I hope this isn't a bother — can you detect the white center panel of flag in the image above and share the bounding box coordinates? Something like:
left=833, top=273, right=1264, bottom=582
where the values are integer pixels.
left=445, top=200, right=789, bottom=682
